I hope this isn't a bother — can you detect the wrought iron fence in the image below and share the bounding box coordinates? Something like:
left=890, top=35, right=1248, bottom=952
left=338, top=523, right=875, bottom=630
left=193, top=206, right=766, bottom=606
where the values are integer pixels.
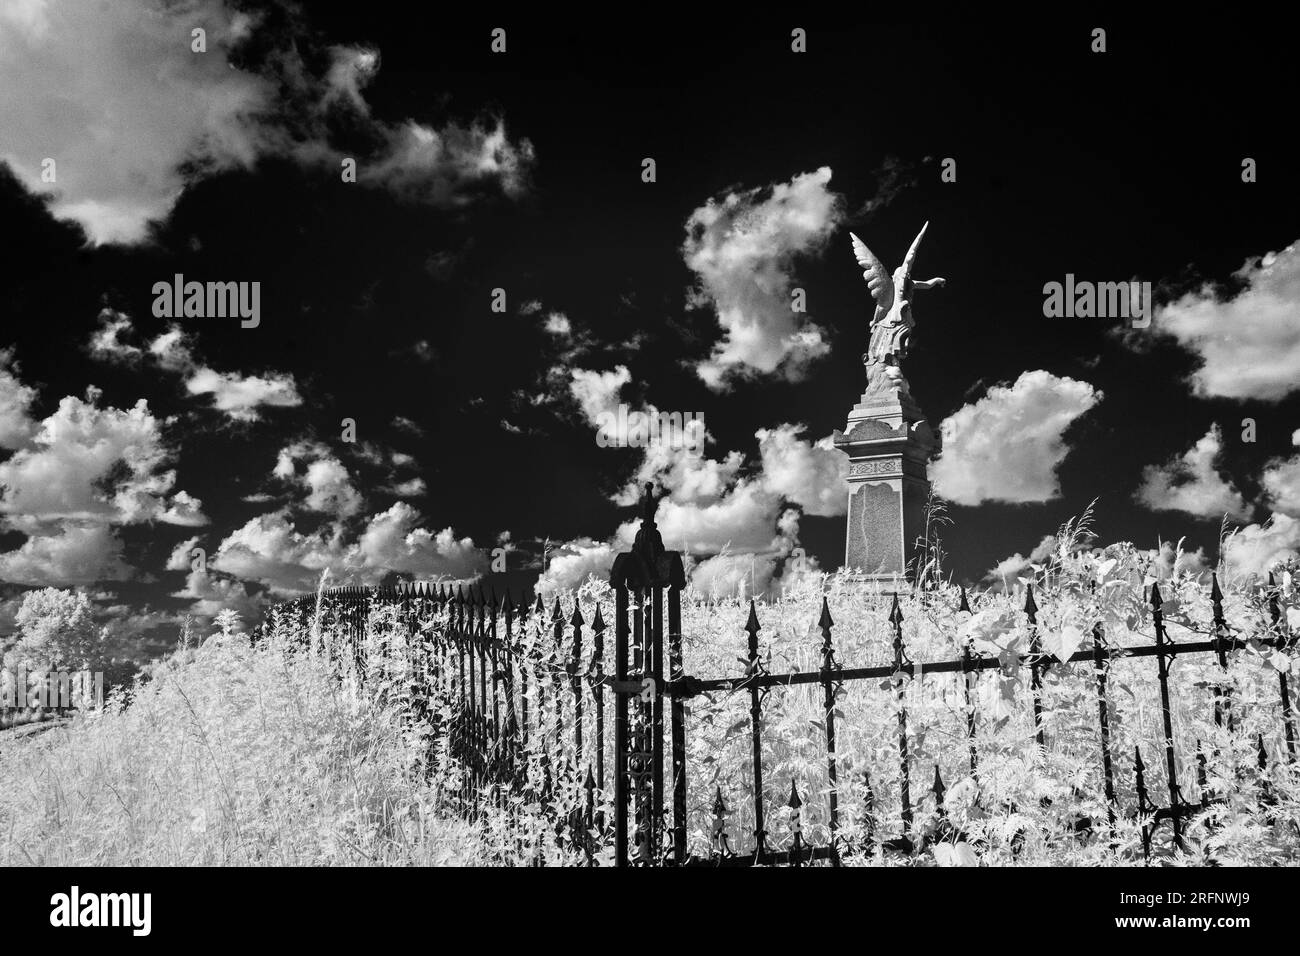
left=261, top=486, right=1298, bottom=866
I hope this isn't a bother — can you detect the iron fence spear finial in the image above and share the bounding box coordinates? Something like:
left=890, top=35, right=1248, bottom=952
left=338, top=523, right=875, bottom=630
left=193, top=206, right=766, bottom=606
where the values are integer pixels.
left=818, top=595, right=834, bottom=632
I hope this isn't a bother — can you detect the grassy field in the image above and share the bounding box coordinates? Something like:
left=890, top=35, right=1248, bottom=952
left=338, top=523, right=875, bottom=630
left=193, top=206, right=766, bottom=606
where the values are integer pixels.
left=396, top=537, right=1300, bottom=866
left=0, top=619, right=480, bottom=866
left=2, top=534, right=1296, bottom=867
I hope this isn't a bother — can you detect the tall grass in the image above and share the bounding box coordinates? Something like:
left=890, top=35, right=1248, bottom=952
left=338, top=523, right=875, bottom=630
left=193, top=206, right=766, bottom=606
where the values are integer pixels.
left=0, top=618, right=481, bottom=866
left=404, top=538, right=1300, bottom=866
left=2, top=531, right=1295, bottom=867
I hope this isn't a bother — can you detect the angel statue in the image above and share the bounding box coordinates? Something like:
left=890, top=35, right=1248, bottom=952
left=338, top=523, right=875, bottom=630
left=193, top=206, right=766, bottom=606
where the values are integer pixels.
left=849, top=221, right=946, bottom=400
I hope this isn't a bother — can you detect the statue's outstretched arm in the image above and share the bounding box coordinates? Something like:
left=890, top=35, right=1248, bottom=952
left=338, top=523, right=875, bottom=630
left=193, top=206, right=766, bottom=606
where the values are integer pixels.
left=912, top=276, right=946, bottom=290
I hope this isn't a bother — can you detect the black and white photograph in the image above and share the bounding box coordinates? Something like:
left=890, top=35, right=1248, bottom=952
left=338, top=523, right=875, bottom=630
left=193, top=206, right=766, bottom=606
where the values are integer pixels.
left=0, top=3, right=1296, bottom=932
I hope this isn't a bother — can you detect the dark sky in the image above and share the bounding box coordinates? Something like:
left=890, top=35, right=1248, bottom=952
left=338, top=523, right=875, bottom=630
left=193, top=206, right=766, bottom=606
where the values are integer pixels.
left=2, top=10, right=1298, bottom=645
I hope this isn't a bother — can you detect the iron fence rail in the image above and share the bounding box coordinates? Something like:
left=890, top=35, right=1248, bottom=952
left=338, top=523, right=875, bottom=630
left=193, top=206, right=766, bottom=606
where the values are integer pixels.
left=261, top=489, right=1298, bottom=867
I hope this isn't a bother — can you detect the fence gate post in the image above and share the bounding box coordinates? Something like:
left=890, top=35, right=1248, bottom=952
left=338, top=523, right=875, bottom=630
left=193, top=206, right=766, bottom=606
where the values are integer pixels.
left=609, top=484, right=674, bottom=866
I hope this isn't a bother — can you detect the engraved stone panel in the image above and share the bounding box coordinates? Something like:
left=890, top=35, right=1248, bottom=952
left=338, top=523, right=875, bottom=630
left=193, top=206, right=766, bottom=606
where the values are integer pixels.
left=848, top=457, right=903, bottom=478
left=845, top=481, right=902, bottom=574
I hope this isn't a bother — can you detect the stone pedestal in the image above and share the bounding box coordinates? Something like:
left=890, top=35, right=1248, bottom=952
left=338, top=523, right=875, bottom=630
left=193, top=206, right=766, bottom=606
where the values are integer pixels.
left=832, top=385, right=938, bottom=583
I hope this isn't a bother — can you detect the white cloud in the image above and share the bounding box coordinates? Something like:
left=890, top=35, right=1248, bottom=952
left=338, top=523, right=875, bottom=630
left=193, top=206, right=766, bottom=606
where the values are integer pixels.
left=0, top=1, right=535, bottom=245
left=392, top=416, right=424, bottom=436
left=655, top=480, right=784, bottom=555
left=549, top=362, right=853, bottom=596
left=931, top=370, right=1101, bottom=505
left=0, top=361, right=206, bottom=586
left=87, top=309, right=143, bottom=363
left=0, top=522, right=130, bottom=586
left=684, top=167, right=843, bottom=390
left=569, top=366, right=631, bottom=428
left=756, top=424, right=847, bottom=517
left=383, top=477, right=427, bottom=498
left=159, top=490, right=209, bottom=528
left=544, top=312, right=572, bottom=337
left=1146, top=241, right=1300, bottom=401
left=166, top=536, right=203, bottom=572
left=208, top=512, right=343, bottom=593
left=616, top=445, right=743, bottom=507
left=1222, top=514, right=1300, bottom=578
left=985, top=535, right=1056, bottom=588
left=1262, top=430, right=1300, bottom=518
left=273, top=441, right=362, bottom=518
left=0, top=349, right=37, bottom=450
left=208, top=504, right=487, bottom=595
left=183, top=366, right=302, bottom=422
left=172, top=568, right=261, bottom=622
left=1134, top=424, right=1251, bottom=520
left=361, top=118, right=534, bottom=205
left=142, top=324, right=302, bottom=421
left=354, top=503, right=486, bottom=580
left=535, top=537, right=627, bottom=594
left=0, top=393, right=205, bottom=528
left=0, top=0, right=271, bottom=244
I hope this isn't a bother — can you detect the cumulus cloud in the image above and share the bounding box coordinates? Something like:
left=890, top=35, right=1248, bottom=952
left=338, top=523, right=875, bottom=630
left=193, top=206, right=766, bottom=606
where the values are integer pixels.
left=0, top=522, right=130, bottom=586
left=0, top=1, right=270, bottom=244
left=166, top=536, right=203, bottom=572
left=756, top=424, right=847, bottom=517
left=273, top=441, right=363, bottom=518
left=569, top=366, right=632, bottom=430
left=985, top=535, right=1056, bottom=588
left=931, top=370, right=1101, bottom=506
left=0, top=349, right=37, bottom=450
left=354, top=503, right=486, bottom=580
left=183, top=367, right=302, bottom=422
left=0, top=1, right=534, bottom=245
left=208, top=504, right=487, bottom=595
left=0, top=392, right=205, bottom=528
left=1222, top=514, right=1300, bottom=578
left=684, top=167, right=843, bottom=390
left=383, top=477, right=427, bottom=498
left=535, top=537, right=627, bottom=595
left=87, top=309, right=143, bottom=363
left=656, top=480, right=785, bottom=555
left=1134, top=424, right=1251, bottom=521
left=172, top=568, right=261, bottom=623
left=545, top=367, right=842, bottom=595
left=0, top=362, right=206, bottom=587
left=1143, top=242, right=1300, bottom=401
left=1262, top=429, right=1300, bottom=517
left=93, top=317, right=302, bottom=422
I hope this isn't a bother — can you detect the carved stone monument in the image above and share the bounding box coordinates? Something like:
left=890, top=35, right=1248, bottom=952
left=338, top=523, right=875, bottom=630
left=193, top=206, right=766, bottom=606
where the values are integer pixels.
left=833, top=222, right=944, bottom=581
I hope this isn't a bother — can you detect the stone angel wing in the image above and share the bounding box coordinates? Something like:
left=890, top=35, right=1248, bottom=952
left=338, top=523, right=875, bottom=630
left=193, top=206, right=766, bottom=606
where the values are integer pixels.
left=899, top=220, right=929, bottom=280
left=849, top=232, right=893, bottom=321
